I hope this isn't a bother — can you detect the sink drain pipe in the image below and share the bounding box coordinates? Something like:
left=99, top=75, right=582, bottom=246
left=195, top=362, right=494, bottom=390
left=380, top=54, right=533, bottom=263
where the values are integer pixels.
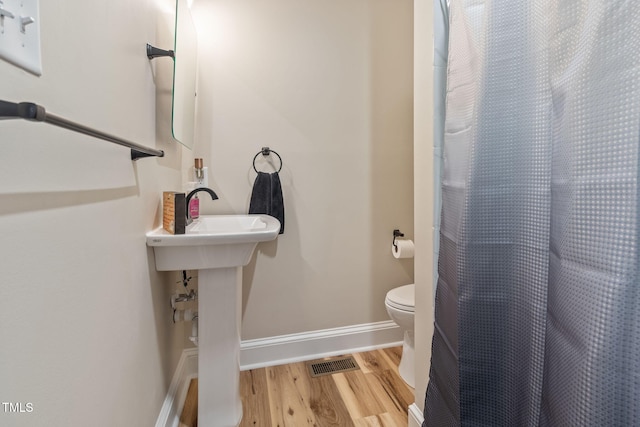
left=173, top=309, right=199, bottom=346
left=190, top=314, right=198, bottom=346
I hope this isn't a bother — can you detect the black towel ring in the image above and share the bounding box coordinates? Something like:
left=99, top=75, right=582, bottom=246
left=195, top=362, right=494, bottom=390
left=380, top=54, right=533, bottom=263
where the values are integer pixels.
left=252, top=147, right=283, bottom=173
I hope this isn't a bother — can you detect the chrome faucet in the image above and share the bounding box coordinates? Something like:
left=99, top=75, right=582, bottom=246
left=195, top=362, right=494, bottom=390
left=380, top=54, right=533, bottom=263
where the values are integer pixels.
left=186, top=187, right=219, bottom=225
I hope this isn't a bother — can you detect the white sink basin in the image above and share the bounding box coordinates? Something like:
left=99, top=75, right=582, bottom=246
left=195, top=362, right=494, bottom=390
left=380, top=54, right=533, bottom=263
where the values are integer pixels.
left=146, top=214, right=280, bottom=271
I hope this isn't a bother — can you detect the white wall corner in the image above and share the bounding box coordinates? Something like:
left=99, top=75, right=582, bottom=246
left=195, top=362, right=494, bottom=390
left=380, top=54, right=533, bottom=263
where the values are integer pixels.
left=155, top=348, right=198, bottom=427
left=413, top=0, right=436, bottom=417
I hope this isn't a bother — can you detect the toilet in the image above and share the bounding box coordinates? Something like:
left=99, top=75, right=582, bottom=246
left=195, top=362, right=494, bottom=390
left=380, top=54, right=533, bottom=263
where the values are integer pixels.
left=385, top=284, right=415, bottom=388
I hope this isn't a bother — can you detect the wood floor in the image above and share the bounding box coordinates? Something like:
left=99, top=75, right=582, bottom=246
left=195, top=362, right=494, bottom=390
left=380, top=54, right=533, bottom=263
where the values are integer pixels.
left=179, top=346, right=414, bottom=427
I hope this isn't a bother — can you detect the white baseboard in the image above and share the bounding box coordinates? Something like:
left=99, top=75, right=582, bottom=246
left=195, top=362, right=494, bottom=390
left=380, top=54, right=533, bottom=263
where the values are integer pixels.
left=155, top=348, right=198, bottom=427
left=155, top=321, right=403, bottom=426
left=240, top=320, right=403, bottom=370
left=408, top=403, right=424, bottom=427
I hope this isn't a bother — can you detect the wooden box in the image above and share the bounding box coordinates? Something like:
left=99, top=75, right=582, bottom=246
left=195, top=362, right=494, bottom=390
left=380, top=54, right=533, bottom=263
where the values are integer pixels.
left=162, top=192, right=186, bottom=235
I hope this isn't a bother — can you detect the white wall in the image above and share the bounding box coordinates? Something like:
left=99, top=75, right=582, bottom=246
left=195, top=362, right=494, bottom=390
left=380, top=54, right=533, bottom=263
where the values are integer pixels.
left=190, top=0, right=415, bottom=340
left=0, top=0, right=189, bottom=425
left=413, top=0, right=435, bottom=418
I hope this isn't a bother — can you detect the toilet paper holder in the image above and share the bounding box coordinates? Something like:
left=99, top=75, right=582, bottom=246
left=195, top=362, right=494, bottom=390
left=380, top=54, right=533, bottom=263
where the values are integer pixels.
left=392, top=229, right=405, bottom=251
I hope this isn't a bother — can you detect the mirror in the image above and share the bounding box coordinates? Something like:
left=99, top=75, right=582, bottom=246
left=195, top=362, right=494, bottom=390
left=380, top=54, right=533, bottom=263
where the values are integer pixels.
left=172, top=0, right=197, bottom=149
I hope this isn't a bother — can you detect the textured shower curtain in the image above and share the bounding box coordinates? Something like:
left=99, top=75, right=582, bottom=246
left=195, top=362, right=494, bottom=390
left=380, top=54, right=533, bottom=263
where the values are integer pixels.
left=424, top=1, right=640, bottom=426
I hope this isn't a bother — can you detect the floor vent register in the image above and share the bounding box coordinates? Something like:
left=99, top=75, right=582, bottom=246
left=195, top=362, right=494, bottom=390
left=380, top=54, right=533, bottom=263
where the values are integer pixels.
left=307, top=356, right=360, bottom=377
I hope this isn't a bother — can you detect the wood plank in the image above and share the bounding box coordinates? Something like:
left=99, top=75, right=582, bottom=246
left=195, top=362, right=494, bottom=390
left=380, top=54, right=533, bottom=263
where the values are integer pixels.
left=308, top=373, right=355, bottom=427
left=378, top=348, right=407, bottom=387
left=353, top=349, right=397, bottom=379
left=178, top=378, right=198, bottom=427
left=333, top=370, right=386, bottom=420
left=353, top=412, right=401, bottom=427
left=376, top=367, right=414, bottom=412
left=266, top=362, right=318, bottom=426
left=351, top=350, right=412, bottom=425
left=352, top=350, right=383, bottom=375
left=239, top=369, right=271, bottom=427
left=362, top=368, right=413, bottom=426
left=381, top=347, right=402, bottom=371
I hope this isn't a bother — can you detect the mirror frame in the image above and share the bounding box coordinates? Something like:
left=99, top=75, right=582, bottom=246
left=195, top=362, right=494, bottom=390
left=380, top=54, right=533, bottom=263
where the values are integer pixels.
left=171, top=0, right=197, bottom=149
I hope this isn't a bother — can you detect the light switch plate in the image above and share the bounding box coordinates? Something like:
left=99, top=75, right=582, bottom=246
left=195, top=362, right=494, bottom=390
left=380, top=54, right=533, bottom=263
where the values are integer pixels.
left=0, top=0, right=41, bottom=75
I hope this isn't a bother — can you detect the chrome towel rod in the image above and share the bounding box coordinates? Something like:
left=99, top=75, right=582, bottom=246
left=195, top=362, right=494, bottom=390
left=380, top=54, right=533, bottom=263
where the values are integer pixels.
left=0, top=100, right=164, bottom=160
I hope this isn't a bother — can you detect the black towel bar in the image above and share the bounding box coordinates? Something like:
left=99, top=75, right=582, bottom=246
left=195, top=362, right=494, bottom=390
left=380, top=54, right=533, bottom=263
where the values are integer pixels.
left=252, top=147, right=283, bottom=173
left=0, top=100, right=164, bottom=161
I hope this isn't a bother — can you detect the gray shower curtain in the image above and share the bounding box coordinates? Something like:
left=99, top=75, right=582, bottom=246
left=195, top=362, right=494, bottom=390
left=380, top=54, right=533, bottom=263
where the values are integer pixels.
left=424, top=1, right=640, bottom=425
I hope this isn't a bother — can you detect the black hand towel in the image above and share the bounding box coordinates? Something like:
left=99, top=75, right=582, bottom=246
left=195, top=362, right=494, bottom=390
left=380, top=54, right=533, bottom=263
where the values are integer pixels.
left=249, top=171, right=285, bottom=234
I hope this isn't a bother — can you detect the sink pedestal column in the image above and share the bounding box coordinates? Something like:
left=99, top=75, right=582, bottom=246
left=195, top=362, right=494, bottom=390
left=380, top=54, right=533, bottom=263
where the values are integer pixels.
left=198, top=266, right=243, bottom=426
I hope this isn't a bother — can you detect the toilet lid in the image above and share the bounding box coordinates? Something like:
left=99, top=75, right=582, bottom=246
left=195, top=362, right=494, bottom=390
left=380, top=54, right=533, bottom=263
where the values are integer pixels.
left=386, top=284, right=415, bottom=312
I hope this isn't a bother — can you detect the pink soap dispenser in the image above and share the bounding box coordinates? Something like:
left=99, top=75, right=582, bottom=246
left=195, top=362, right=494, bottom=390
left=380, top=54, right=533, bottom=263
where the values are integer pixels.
left=189, top=158, right=205, bottom=219
left=189, top=193, right=199, bottom=219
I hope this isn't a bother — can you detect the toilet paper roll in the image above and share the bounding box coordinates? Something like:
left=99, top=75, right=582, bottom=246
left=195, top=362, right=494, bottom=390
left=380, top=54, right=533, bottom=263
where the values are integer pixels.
left=392, top=239, right=415, bottom=259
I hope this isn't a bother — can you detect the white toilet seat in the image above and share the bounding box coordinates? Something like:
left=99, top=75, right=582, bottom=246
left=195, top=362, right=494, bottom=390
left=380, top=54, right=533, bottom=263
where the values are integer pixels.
left=386, top=299, right=415, bottom=312
left=385, top=284, right=415, bottom=312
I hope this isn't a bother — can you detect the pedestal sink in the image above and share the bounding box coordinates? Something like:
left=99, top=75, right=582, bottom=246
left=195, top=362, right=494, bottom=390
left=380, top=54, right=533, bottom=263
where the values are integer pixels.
left=146, top=215, right=280, bottom=426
